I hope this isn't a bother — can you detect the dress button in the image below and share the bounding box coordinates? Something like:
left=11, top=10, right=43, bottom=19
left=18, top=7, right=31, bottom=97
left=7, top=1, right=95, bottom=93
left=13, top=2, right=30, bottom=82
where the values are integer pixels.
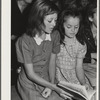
left=41, top=65, right=44, bottom=68
left=43, top=50, right=45, bottom=52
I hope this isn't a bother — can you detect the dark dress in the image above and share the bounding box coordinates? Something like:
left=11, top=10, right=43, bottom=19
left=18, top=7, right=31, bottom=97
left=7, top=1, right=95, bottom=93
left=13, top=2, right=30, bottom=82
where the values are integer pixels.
left=16, top=30, right=64, bottom=100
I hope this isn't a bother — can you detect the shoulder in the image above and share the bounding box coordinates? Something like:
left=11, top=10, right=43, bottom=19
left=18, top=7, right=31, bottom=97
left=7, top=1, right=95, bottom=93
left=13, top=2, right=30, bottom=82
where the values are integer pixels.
left=16, top=33, right=33, bottom=46
left=76, top=40, right=87, bottom=57
left=22, top=33, right=32, bottom=41
left=76, top=39, right=86, bottom=50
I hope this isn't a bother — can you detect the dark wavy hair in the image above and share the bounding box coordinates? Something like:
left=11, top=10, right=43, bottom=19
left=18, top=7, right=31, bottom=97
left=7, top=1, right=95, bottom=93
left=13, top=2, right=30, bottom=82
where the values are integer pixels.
left=85, top=2, right=97, bottom=26
left=58, top=7, right=85, bottom=45
left=26, top=0, right=59, bottom=37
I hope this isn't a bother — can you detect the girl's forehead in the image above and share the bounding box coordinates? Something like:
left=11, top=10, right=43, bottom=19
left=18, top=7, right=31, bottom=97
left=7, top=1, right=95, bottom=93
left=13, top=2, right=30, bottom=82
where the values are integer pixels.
left=44, top=13, right=57, bottom=19
left=64, top=16, right=80, bottom=22
left=64, top=16, right=80, bottom=26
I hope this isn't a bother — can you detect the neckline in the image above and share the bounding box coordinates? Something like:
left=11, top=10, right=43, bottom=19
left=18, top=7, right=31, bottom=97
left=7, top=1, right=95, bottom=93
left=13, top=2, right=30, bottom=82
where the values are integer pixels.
left=64, top=37, right=76, bottom=46
left=33, top=34, right=51, bottom=45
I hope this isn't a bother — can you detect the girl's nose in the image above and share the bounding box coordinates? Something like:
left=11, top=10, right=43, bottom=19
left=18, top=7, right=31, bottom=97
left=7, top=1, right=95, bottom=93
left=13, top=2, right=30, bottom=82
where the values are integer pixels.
left=52, top=20, right=56, bottom=27
left=71, top=27, right=75, bottom=32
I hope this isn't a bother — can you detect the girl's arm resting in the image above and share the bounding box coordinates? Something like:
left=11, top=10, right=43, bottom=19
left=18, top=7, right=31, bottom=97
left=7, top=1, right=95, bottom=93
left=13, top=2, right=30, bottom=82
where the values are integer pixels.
left=49, top=53, right=56, bottom=84
left=76, top=58, right=86, bottom=85
left=42, top=53, right=56, bottom=98
left=76, top=58, right=90, bottom=90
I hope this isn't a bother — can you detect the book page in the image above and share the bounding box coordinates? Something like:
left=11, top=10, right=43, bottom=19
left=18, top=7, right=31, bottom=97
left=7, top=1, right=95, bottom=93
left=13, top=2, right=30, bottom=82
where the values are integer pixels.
left=58, top=83, right=87, bottom=100
left=60, top=81, right=88, bottom=97
left=59, top=81, right=96, bottom=100
left=87, top=89, right=96, bottom=100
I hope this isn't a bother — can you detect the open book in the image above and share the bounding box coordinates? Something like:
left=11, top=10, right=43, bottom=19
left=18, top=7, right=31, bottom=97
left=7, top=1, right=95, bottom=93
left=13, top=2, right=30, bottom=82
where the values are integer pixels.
left=57, top=81, right=96, bottom=100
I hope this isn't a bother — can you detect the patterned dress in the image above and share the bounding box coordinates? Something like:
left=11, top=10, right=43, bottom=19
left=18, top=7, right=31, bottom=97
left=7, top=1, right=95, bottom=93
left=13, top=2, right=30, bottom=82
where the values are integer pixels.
left=56, top=37, right=87, bottom=84
left=16, top=30, right=64, bottom=100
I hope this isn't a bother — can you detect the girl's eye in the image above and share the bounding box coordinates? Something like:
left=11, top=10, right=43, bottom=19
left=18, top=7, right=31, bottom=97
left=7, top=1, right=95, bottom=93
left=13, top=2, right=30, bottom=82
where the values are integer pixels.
left=67, top=26, right=71, bottom=28
left=48, top=19, right=57, bottom=23
left=48, top=20, right=52, bottom=23
left=54, top=19, right=57, bottom=22
left=75, top=26, right=78, bottom=29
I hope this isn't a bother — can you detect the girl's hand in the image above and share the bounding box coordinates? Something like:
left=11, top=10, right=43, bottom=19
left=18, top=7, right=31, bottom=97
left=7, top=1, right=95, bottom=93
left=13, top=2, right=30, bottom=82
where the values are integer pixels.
left=60, top=90, right=73, bottom=100
left=53, top=84, right=73, bottom=99
left=84, top=84, right=90, bottom=90
left=42, top=88, right=52, bottom=98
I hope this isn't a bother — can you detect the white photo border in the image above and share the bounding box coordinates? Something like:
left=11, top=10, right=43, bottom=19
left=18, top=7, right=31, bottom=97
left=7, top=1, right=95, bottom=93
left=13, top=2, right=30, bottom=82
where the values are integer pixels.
left=1, top=0, right=99, bottom=100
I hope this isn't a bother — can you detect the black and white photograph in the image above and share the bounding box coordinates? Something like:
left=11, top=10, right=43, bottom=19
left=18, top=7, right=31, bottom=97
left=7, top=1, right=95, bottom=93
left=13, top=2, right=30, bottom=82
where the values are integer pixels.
left=1, top=0, right=99, bottom=100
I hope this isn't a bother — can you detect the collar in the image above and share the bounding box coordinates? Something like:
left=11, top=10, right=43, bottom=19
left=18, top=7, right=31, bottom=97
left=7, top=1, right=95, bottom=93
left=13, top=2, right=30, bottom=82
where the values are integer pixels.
left=64, top=37, right=76, bottom=46
left=34, top=34, right=51, bottom=45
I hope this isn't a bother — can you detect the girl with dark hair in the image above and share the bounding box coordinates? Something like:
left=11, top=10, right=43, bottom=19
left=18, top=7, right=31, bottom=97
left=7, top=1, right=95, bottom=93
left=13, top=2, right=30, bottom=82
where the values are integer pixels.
left=16, top=0, right=72, bottom=100
left=56, top=7, right=90, bottom=89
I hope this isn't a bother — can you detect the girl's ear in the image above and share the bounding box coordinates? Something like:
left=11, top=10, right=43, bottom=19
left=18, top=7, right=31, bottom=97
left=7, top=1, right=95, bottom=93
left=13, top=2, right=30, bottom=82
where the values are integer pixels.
left=88, top=17, right=93, bottom=22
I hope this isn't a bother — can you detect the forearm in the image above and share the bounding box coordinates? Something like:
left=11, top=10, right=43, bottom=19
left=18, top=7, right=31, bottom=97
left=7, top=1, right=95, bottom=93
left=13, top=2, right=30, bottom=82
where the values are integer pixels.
left=27, top=70, right=62, bottom=93
left=49, top=53, right=56, bottom=84
left=49, top=62, right=56, bottom=84
left=76, top=66, right=86, bottom=85
left=28, top=71, right=56, bottom=90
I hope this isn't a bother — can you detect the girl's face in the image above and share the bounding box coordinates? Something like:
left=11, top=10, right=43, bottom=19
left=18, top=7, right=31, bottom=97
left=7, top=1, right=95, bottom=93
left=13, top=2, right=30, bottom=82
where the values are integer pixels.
left=81, top=0, right=89, bottom=7
left=43, top=13, right=57, bottom=34
left=63, top=16, right=80, bottom=38
left=89, top=8, right=97, bottom=27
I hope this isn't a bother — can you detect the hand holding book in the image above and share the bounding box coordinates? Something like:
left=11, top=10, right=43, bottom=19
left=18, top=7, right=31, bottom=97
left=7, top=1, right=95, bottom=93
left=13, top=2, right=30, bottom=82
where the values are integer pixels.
left=83, top=83, right=90, bottom=91
left=57, top=81, right=96, bottom=100
left=60, top=89, right=73, bottom=100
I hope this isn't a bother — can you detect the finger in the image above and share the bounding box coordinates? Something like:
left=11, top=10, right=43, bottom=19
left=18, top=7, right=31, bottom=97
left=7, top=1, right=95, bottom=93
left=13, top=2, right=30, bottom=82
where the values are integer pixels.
left=42, top=91, right=47, bottom=97
left=62, top=91, right=73, bottom=97
left=86, top=86, right=90, bottom=91
left=42, top=93, right=48, bottom=98
left=60, top=93, right=72, bottom=100
left=42, top=91, right=50, bottom=98
left=87, top=64, right=96, bottom=68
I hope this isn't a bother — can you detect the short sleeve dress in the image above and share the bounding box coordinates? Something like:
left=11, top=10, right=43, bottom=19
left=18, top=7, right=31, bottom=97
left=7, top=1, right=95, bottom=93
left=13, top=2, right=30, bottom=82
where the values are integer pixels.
left=16, top=30, right=64, bottom=100
left=56, top=37, right=87, bottom=84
